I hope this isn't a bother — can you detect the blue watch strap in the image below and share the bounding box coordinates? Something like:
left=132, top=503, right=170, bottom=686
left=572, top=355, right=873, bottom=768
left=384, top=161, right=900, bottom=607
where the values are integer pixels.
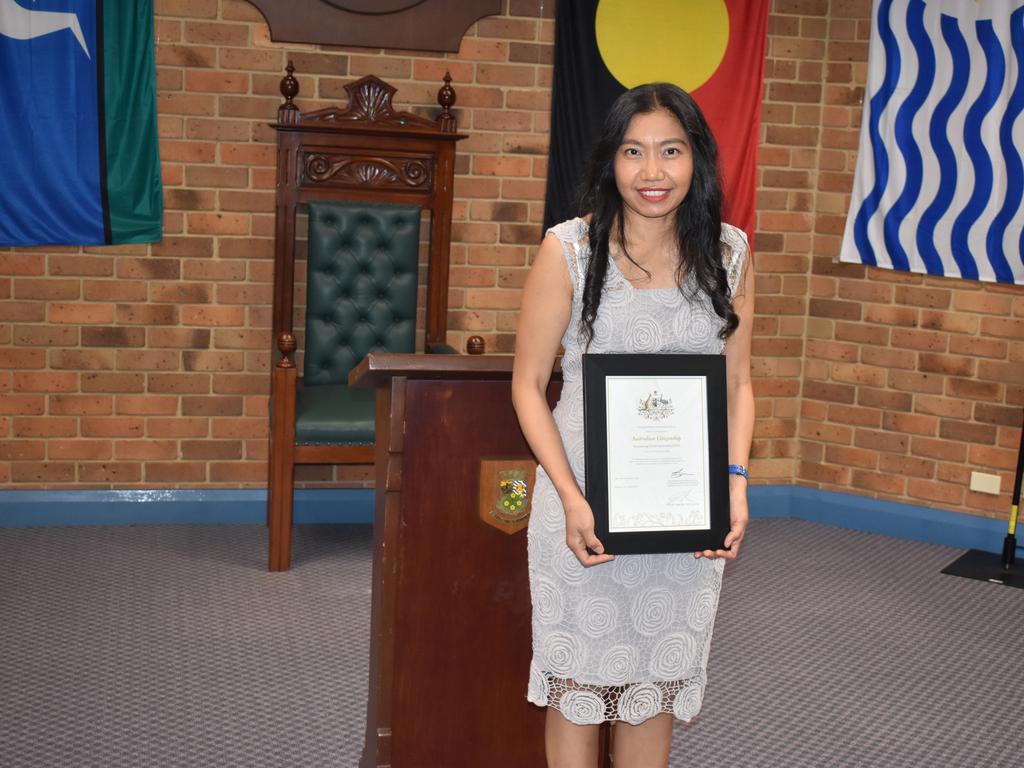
left=728, top=464, right=749, bottom=480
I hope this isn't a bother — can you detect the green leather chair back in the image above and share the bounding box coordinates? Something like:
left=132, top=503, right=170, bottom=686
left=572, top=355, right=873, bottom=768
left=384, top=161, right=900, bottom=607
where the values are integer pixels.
left=304, top=201, right=421, bottom=385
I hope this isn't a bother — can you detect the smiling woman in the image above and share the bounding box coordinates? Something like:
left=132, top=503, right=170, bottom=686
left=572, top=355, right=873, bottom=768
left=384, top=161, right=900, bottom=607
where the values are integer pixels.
left=594, top=0, right=729, bottom=90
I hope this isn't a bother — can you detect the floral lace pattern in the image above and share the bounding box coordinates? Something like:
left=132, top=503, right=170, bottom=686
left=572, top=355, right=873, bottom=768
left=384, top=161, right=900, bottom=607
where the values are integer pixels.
left=526, top=218, right=748, bottom=725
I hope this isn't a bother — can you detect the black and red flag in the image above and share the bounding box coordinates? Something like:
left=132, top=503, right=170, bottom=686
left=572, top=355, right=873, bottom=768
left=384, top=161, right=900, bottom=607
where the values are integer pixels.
left=544, top=0, right=770, bottom=239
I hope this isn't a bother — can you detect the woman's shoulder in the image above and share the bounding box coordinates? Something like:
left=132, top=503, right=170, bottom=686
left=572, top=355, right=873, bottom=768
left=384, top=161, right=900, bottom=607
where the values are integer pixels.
left=719, top=222, right=749, bottom=255
left=546, top=216, right=589, bottom=245
left=719, top=223, right=749, bottom=295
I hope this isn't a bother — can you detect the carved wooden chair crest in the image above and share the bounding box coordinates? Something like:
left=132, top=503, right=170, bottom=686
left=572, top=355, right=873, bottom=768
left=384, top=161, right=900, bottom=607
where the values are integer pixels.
left=268, top=65, right=465, bottom=570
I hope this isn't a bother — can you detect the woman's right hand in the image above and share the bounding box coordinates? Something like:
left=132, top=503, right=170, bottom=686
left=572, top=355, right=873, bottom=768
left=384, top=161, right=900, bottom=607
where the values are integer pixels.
left=562, top=494, right=615, bottom=568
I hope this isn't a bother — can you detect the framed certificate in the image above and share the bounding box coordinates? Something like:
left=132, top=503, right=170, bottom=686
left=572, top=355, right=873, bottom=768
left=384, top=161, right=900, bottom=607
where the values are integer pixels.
left=583, top=353, right=730, bottom=555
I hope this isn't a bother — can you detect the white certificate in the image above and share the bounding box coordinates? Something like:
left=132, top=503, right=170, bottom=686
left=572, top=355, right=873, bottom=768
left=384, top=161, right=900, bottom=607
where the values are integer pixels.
left=604, top=375, right=710, bottom=533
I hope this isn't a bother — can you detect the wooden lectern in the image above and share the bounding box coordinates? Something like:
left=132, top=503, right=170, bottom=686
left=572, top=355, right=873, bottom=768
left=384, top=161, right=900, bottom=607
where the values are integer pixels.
left=350, top=353, right=553, bottom=768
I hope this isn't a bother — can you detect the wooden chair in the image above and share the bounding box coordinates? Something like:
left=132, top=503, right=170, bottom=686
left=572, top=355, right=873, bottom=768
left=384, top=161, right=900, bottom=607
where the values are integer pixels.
left=267, top=65, right=465, bottom=571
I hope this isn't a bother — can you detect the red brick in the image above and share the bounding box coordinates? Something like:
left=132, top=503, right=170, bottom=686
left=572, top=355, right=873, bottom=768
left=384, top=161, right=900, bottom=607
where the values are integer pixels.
left=799, top=461, right=850, bottom=485
left=968, top=444, right=1020, bottom=471
left=939, top=419, right=997, bottom=445
left=82, top=372, right=145, bottom=393
left=0, top=349, right=44, bottom=369
left=891, top=328, right=947, bottom=352
left=209, top=462, right=266, bottom=483
left=13, top=417, right=77, bottom=437
left=914, top=395, right=971, bottom=420
left=0, top=440, right=45, bottom=460
left=824, top=444, right=877, bottom=469
left=114, top=440, right=177, bottom=461
left=888, top=370, right=943, bottom=394
left=81, top=417, right=144, bottom=438
left=948, top=335, right=1007, bottom=359
left=145, top=462, right=207, bottom=483
left=917, top=353, right=974, bottom=377
left=980, top=317, right=1024, bottom=340
left=181, top=440, right=242, bottom=460
left=47, top=439, right=112, bottom=461
left=893, top=285, right=951, bottom=309
left=857, top=388, right=912, bottom=411
left=117, top=257, right=182, bottom=280
left=0, top=395, right=45, bottom=416
left=882, top=411, right=938, bottom=436
left=147, top=417, right=209, bottom=438
left=117, top=304, right=179, bottom=325
left=827, top=403, right=881, bottom=428
left=81, top=327, right=146, bottom=348
left=854, top=429, right=908, bottom=454
left=952, top=292, right=1012, bottom=315
left=12, top=326, right=79, bottom=347
left=49, top=395, right=113, bottom=416
left=851, top=469, right=906, bottom=495
left=910, top=436, right=967, bottom=463
left=47, top=303, right=114, bottom=325
left=906, top=478, right=963, bottom=505
left=14, top=372, right=79, bottom=393
left=148, top=373, right=211, bottom=394
left=78, top=463, right=143, bottom=483
left=182, top=306, right=245, bottom=326
left=210, top=417, right=267, bottom=439
left=877, top=454, right=935, bottom=479
left=11, top=462, right=75, bottom=484
left=974, top=403, right=1023, bottom=427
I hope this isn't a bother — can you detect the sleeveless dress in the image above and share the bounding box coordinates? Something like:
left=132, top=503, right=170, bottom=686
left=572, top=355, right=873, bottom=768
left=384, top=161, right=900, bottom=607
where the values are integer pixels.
left=527, top=217, right=749, bottom=726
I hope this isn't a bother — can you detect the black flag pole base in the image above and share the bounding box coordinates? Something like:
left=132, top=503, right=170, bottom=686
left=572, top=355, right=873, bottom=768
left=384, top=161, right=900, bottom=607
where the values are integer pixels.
left=942, top=548, right=1023, bottom=589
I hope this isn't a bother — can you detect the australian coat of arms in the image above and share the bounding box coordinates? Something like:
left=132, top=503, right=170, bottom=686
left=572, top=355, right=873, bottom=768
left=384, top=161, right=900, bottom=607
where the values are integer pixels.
left=637, top=390, right=674, bottom=421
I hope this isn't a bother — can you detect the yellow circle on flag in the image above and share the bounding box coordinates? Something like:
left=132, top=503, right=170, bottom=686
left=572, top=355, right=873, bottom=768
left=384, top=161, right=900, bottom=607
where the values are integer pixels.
left=595, top=0, right=730, bottom=91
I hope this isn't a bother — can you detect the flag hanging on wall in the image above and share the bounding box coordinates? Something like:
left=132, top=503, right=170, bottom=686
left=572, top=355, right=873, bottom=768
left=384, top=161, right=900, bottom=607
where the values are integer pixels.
left=840, top=0, right=1024, bottom=285
left=0, top=0, right=162, bottom=247
left=543, top=0, right=770, bottom=238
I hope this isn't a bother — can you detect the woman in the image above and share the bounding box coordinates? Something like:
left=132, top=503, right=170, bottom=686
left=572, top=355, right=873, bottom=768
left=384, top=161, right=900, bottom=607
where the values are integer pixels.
left=511, top=83, right=755, bottom=768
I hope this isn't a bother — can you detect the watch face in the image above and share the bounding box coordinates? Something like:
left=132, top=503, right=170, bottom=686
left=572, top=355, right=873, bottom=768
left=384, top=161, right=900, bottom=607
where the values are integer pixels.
left=320, top=0, right=428, bottom=13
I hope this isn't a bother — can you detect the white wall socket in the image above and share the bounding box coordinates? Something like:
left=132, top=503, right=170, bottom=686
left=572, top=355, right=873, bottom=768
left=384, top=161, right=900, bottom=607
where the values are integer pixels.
left=969, top=471, right=1002, bottom=495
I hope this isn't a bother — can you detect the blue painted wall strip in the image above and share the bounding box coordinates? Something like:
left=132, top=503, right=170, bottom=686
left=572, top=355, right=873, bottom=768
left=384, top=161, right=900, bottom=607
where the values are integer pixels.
left=0, top=488, right=374, bottom=527
left=0, top=485, right=1013, bottom=555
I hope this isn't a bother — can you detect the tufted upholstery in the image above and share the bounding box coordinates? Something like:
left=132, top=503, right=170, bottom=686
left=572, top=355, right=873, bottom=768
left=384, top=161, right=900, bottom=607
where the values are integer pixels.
left=304, top=201, right=421, bottom=384
left=297, top=200, right=421, bottom=445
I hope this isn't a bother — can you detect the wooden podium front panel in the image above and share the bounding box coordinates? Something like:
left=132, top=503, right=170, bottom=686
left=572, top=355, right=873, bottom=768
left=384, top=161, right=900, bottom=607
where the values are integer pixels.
left=390, top=378, right=547, bottom=767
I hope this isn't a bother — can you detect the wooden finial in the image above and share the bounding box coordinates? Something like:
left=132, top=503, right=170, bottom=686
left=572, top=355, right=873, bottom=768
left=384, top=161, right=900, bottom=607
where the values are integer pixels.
left=279, top=61, right=299, bottom=123
left=276, top=332, right=297, bottom=368
left=466, top=335, right=485, bottom=355
left=437, top=71, right=457, bottom=132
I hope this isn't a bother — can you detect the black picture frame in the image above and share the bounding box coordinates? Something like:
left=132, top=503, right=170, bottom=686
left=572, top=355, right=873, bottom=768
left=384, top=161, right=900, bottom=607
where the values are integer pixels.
left=583, top=353, right=731, bottom=555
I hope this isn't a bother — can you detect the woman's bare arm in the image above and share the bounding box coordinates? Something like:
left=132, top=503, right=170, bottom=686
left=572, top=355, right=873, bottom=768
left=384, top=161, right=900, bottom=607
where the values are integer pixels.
left=698, top=250, right=755, bottom=560
left=512, top=233, right=614, bottom=567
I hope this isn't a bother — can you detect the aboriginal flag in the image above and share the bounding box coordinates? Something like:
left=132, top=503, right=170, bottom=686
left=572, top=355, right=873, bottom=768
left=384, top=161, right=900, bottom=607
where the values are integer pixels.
left=544, top=0, right=769, bottom=238
left=0, top=0, right=162, bottom=247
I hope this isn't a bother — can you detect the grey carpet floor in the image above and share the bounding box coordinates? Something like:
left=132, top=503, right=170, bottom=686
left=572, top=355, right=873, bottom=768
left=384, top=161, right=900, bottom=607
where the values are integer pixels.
left=0, top=519, right=1021, bottom=767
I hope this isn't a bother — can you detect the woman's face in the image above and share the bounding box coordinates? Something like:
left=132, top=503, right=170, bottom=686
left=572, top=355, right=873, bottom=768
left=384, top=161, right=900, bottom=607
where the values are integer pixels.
left=613, top=107, right=694, bottom=224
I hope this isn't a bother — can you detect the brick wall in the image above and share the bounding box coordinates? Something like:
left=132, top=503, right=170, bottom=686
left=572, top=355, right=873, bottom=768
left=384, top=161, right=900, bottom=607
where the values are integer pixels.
left=0, top=0, right=1020, bottom=519
left=761, top=0, right=1023, bottom=517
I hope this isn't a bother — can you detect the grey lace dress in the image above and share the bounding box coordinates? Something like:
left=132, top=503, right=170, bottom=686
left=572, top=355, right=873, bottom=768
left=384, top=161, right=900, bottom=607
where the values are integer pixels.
left=526, top=217, right=749, bottom=725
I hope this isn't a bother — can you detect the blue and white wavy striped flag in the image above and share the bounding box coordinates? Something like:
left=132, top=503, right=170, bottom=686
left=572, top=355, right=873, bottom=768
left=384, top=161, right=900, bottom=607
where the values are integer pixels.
left=840, top=0, right=1024, bottom=285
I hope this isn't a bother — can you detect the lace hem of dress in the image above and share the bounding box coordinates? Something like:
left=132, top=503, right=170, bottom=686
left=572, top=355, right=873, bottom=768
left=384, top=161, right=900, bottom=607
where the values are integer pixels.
left=528, top=670, right=707, bottom=726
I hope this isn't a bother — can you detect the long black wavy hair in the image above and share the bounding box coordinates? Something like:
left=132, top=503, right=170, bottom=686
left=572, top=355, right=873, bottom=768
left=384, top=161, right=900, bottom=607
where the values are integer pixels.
left=577, top=83, right=738, bottom=345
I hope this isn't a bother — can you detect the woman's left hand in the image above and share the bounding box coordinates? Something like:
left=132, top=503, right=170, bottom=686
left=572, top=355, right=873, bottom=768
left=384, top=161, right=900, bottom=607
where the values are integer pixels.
left=695, top=481, right=749, bottom=560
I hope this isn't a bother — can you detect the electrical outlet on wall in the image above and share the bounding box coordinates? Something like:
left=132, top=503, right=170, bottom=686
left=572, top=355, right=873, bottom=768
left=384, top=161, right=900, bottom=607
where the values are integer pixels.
left=969, top=471, right=1002, bottom=496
